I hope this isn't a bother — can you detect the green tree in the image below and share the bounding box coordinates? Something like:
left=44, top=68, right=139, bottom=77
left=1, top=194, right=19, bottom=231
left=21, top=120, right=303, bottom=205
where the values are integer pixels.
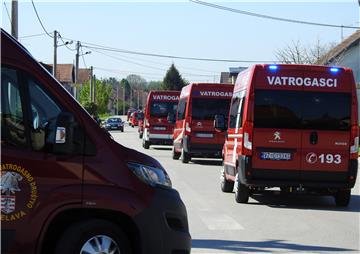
left=126, top=74, right=147, bottom=90
left=96, top=80, right=112, bottom=114
left=147, top=81, right=163, bottom=91
left=162, top=64, right=186, bottom=91
left=79, top=79, right=112, bottom=115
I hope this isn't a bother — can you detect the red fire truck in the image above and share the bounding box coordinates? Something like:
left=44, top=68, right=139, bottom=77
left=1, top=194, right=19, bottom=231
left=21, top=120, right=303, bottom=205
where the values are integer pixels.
left=219, top=64, right=358, bottom=206
left=142, top=91, right=180, bottom=149
left=172, top=83, right=234, bottom=163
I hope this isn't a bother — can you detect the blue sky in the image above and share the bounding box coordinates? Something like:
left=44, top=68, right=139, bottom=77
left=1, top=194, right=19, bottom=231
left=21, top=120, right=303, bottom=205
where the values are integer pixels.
left=2, top=0, right=359, bottom=82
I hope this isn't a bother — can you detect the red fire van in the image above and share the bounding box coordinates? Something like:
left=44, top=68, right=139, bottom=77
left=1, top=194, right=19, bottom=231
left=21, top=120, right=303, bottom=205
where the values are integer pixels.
left=142, top=91, right=180, bottom=149
left=219, top=64, right=358, bottom=206
left=130, top=111, right=144, bottom=128
left=1, top=29, right=191, bottom=254
left=172, top=83, right=234, bottom=163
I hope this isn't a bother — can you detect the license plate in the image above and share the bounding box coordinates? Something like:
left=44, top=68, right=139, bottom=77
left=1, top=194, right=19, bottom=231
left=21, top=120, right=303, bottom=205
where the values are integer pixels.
left=196, top=133, right=214, bottom=138
left=154, top=126, right=166, bottom=131
left=260, top=152, right=292, bottom=161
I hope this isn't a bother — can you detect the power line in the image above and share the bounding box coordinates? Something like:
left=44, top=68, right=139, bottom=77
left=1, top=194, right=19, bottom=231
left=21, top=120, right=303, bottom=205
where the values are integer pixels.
left=80, top=45, right=88, bottom=68
left=3, top=2, right=12, bottom=26
left=82, top=43, right=275, bottom=63
left=92, top=49, right=220, bottom=77
left=61, top=35, right=277, bottom=63
left=31, top=0, right=53, bottom=38
left=109, top=51, right=220, bottom=74
left=19, top=33, right=47, bottom=39
left=58, top=33, right=76, bottom=51
left=91, top=48, right=167, bottom=71
left=190, top=0, right=360, bottom=29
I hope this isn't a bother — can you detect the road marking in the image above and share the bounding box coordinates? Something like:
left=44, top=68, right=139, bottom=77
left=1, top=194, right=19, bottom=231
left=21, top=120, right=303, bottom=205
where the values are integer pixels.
left=200, top=213, right=244, bottom=230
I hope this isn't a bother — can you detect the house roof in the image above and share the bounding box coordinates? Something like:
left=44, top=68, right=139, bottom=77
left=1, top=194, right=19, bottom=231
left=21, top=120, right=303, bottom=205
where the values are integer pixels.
left=46, top=63, right=75, bottom=83
left=78, top=68, right=91, bottom=84
left=317, top=29, right=360, bottom=65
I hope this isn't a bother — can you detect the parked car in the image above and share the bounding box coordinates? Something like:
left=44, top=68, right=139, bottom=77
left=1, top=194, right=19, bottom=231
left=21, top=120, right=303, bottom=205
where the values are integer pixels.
left=104, top=116, right=124, bottom=132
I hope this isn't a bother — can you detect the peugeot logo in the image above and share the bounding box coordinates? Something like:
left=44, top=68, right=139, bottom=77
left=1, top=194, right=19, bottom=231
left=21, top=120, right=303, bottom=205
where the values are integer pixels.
left=274, top=131, right=281, bottom=140
left=306, top=152, right=317, bottom=164
left=196, top=122, right=202, bottom=127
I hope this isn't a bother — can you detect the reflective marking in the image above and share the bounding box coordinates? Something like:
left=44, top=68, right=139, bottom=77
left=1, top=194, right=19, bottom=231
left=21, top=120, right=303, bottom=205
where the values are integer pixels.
left=228, top=134, right=243, bottom=138
left=200, top=214, right=244, bottom=230
left=232, top=139, right=238, bottom=164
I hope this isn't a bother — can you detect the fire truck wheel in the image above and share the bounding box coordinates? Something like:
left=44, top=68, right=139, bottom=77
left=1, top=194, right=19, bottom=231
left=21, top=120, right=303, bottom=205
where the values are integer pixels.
left=220, top=168, right=234, bottom=193
left=181, top=149, right=190, bottom=163
left=143, top=140, right=150, bottom=149
left=334, top=189, right=351, bottom=207
left=54, top=219, right=132, bottom=254
left=172, top=147, right=181, bottom=160
left=234, top=174, right=249, bottom=203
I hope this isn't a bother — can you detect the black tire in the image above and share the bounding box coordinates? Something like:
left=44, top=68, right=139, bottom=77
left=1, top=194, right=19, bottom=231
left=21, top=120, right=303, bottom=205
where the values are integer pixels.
left=235, top=174, right=250, bottom=203
left=139, top=133, right=143, bottom=139
left=334, top=189, right=351, bottom=207
left=121, top=128, right=124, bottom=132
left=181, top=148, right=190, bottom=163
left=143, top=140, right=150, bottom=149
left=54, top=219, right=131, bottom=254
left=172, top=147, right=181, bottom=160
left=220, top=168, right=234, bottom=193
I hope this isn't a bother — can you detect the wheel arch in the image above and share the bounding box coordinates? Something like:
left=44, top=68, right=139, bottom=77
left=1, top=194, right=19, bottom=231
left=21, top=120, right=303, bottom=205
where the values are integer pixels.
left=39, top=208, right=141, bottom=254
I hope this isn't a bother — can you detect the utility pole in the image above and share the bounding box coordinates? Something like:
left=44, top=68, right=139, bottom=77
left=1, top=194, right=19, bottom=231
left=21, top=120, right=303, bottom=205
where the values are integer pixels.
left=75, top=41, right=80, bottom=82
left=53, top=30, right=58, bottom=77
left=137, top=90, right=140, bottom=109
left=74, top=41, right=80, bottom=99
left=123, top=84, right=126, bottom=115
left=93, top=74, right=96, bottom=103
left=11, top=0, right=18, bottom=39
left=90, top=66, right=93, bottom=102
left=116, top=85, right=119, bottom=115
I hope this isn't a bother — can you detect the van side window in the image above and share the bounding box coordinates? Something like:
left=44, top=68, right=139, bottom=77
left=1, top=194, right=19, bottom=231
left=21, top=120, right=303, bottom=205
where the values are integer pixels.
left=28, top=78, right=63, bottom=151
left=236, top=98, right=245, bottom=128
left=229, top=97, right=240, bottom=128
left=1, top=68, right=28, bottom=148
left=177, top=98, right=187, bottom=120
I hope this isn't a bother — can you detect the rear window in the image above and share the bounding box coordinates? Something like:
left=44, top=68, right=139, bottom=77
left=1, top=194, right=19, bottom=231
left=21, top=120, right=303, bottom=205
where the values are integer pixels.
left=192, top=98, right=231, bottom=120
left=254, top=90, right=351, bottom=130
left=150, top=101, right=178, bottom=117
left=108, top=118, right=121, bottom=123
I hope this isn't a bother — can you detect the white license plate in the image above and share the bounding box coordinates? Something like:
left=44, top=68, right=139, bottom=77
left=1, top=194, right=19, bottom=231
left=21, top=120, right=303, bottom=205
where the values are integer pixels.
left=196, top=133, right=214, bottom=138
left=154, top=126, right=166, bottom=131
left=260, top=152, right=292, bottom=161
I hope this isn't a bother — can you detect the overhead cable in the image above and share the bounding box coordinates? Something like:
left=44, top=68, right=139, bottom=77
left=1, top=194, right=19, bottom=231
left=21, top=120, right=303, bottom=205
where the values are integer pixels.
left=31, top=0, right=53, bottom=38
left=190, top=0, right=359, bottom=29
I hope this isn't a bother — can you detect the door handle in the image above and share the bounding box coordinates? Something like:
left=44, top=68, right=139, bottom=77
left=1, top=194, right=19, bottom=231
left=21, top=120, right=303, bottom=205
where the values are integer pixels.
left=310, top=131, right=318, bottom=145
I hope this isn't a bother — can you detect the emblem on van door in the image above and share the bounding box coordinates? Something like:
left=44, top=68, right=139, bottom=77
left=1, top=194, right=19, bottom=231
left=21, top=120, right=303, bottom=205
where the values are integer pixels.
left=274, top=131, right=281, bottom=140
left=306, top=152, right=318, bottom=164
left=1, top=164, right=38, bottom=221
left=269, top=131, right=285, bottom=143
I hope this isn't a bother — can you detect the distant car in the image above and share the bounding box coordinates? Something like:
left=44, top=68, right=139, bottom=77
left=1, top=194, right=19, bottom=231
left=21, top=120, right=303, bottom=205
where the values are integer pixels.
left=104, top=117, right=124, bottom=132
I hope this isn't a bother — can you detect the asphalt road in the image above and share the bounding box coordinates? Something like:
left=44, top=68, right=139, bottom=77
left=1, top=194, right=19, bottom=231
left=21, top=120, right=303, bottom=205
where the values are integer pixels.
left=111, top=122, right=360, bottom=254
